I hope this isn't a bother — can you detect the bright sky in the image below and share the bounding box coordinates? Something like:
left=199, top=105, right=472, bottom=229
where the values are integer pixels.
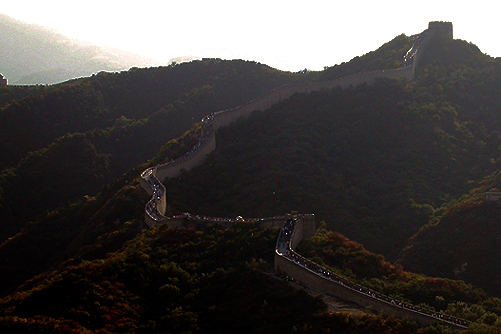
left=1, top=0, right=499, bottom=71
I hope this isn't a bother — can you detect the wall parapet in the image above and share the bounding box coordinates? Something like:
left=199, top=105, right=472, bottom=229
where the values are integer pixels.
left=0, top=74, right=7, bottom=87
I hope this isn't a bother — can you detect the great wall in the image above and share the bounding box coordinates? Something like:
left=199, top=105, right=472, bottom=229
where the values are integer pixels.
left=140, top=22, right=470, bottom=329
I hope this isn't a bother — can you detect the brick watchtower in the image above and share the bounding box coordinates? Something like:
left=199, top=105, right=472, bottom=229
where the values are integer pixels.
left=0, top=74, right=7, bottom=87
left=428, top=21, right=453, bottom=40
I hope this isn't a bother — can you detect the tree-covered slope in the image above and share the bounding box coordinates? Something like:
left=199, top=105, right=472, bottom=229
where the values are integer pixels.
left=399, top=172, right=501, bottom=297
left=1, top=219, right=499, bottom=333
left=164, top=77, right=500, bottom=259
left=318, top=34, right=413, bottom=80
left=0, top=31, right=419, bottom=243
left=388, top=36, right=501, bottom=297
left=0, top=126, right=204, bottom=297
left=298, top=227, right=501, bottom=329
left=0, top=59, right=296, bottom=241
left=1, top=30, right=501, bottom=333
left=412, top=36, right=501, bottom=129
left=0, top=59, right=295, bottom=170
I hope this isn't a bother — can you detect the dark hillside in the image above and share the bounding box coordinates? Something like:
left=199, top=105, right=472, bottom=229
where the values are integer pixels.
left=413, top=38, right=501, bottom=130
left=1, top=28, right=501, bottom=333
left=0, top=59, right=295, bottom=170
left=0, top=134, right=109, bottom=237
left=0, top=60, right=296, bottom=241
left=319, top=34, right=413, bottom=80
left=0, top=85, right=44, bottom=108
left=400, top=172, right=501, bottom=296
left=165, top=78, right=501, bottom=258
left=1, top=219, right=499, bottom=333
left=390, top=38, right=501, bottom=296
left=0, top=129, right=200, bottom=289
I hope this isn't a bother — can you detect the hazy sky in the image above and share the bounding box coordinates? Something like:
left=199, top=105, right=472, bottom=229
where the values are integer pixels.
left=2, top=0, right=499, bottom=71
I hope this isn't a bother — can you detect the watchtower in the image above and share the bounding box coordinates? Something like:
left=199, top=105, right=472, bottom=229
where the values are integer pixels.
left=0, top=74, right=7, bottom=88
left=428, top=21, right=453, bottom=40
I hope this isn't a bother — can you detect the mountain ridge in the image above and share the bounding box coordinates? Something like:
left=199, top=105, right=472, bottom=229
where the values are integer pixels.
left=0, top=14, right=156, bottom=84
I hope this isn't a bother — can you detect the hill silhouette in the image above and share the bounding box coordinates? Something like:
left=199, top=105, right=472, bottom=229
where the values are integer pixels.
left=0, top=14, right=154, bottom=84
left=400, top=171, right=501, bottom=296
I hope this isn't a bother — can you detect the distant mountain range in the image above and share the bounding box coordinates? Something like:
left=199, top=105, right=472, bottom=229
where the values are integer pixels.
left=0, top=14, right=159, bottom=85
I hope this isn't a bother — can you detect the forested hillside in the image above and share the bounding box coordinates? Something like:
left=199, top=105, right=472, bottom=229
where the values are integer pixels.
left=0, top=59, right=295, bottom=169
left=0, top=59, right=297, bottom=240
left=0, top=34, right=415, bottom=299
left=164, top=75, right=499, bottom=258
left=319, top=34, right=413, bottom=79
left=161, top=37, right=501, bottom=293
left=0, top=130, right=200, bottom=296
left=1, top=30, right=501, bottom=333
left=1, top=222, right=500, bottom=333
left=400, top=171, right=501, bottom=296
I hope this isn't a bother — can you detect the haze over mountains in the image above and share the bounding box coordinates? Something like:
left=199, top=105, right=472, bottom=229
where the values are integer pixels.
left=0, top=21, right=500, bottom=333
left=0, top=14, right=158, bottom=84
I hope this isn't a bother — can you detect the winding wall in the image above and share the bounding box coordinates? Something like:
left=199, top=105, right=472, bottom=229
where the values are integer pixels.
left=275, top=217, right=469, bottom=329
left=141, top=64, right=415, bottom=227
left=139, top=22, right=468, bottom=329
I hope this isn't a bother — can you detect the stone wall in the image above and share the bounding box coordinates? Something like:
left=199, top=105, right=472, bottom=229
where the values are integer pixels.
left=274, top=254, right=448, bottom=326
left=142, top=21, right=444, bottom=226
left=140, top=57, right=418, bottom=226
left=144, top=210, right=158, bottom=228
left=413, top=21, right=453, bottom=69
left=155, top=133, right=216, bottom=181
left=166, top=214, right=295, bottom=231
left=274, top=216, right=468, bottom=329
left=428, top=21, right=453, bottom=40
left=0, top=74, right=7, bottom=87
left=485, top=192, right=501, bottom=202
left=144, top=47, right=418, bottom=195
